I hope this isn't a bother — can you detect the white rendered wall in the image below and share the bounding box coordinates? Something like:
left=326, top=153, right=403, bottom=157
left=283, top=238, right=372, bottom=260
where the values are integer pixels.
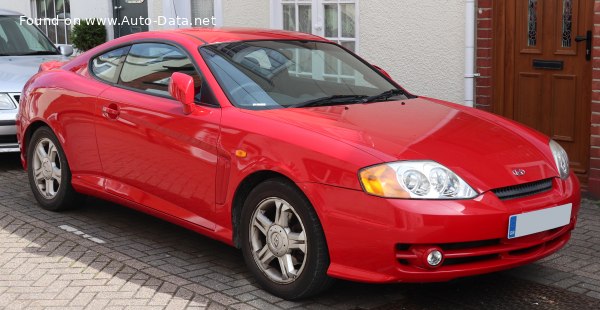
left=221, top=0, right=270, bottom=28
left=359, top=0, right=466, bottom=103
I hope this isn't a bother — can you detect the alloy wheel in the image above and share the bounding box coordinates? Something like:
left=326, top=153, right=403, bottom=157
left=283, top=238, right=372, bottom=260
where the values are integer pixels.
left=249, top=197, right=308, bottom=284
left=32, top=138, right=62, bottom=199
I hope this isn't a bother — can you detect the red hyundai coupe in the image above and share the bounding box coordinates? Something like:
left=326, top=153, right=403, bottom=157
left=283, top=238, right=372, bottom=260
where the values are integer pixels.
left=16, top=28, right=580, bottom=299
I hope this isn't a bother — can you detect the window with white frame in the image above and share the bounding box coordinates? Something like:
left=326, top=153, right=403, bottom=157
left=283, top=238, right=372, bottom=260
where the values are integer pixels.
left=191, top=0, right=222, bottom=27
left=278, top=0, right=357, bottom=52
left=277, top=0, right=359, bottom=83
left=32, top=0, right=71, bottom=45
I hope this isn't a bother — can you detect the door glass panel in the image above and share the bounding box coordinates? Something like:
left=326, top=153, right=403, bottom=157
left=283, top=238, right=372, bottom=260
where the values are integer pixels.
left=340, top=4, right=355, bottom=38
left=298, top=5, right=312, bottom=33
left=324, top=4, right=338, bottom=38
left=119, top=43, right=202, bottom=99
left=91, top=46, right=130, bottom=84
left=283, top=4, right=296, bottom=31
left=527, top=0, right=538, bottom=47
left=561, top=0, right=573, bottom=48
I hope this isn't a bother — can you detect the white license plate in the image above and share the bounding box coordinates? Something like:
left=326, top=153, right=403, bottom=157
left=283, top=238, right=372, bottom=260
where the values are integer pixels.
left=507, top=203, right=572, bottom=239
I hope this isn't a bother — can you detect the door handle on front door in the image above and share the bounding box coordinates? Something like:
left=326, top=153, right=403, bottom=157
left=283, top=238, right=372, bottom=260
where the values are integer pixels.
left=102, top=104, right=120, bottom=120
left=575, top=31, right=592, bottom=61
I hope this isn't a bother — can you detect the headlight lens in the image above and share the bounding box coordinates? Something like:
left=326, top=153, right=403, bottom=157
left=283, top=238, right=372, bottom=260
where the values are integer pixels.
left=549, top=140, right=569, bottom=179
left=0, top=93, right=16, bottom=110
left=359, top=161, right=478, bottom=199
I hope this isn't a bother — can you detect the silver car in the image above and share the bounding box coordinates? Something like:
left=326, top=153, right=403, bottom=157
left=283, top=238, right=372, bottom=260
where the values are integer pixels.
left=0, top=9, right=73, bottom=152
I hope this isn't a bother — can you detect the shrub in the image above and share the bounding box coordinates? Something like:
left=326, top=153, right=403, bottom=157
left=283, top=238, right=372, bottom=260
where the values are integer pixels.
left=71, top=19, right=106, bottom=52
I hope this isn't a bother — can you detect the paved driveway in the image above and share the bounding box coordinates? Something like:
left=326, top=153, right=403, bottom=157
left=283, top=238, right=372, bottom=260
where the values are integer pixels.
left=0, top=153, right=599, bottom=310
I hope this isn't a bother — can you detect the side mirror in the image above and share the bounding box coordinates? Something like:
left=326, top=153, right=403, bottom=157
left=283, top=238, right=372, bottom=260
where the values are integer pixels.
left=373, top=65, right=392, bottom=80
left=169, top=72, right=196, bottom=115
left=57, top=45, right=73, bottom=57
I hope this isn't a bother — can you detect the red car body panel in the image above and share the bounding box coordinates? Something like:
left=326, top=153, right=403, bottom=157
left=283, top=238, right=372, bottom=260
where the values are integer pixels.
left=16, top=28, right=580, bottom=283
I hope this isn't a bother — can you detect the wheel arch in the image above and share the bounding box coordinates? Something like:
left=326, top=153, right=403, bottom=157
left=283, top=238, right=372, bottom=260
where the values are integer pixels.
left=231, top=170, right=305, bottom=248
left=22, top=120, right=53, bottom=169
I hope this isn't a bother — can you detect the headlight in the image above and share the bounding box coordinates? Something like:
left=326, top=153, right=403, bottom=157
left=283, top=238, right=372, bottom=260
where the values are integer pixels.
left=0, top=93, right=16, bottom=110
left=549, top=140, right=569, bottom=179
left=359, top=161, right=478, bottom=199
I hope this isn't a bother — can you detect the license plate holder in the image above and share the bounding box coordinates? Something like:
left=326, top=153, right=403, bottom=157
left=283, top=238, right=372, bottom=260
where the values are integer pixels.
left=508, top=203, right=572, bottom=239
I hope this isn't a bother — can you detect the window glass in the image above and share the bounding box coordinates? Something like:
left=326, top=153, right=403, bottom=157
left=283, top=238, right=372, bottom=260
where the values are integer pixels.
left=34, top=0, right=71, bottom=44
left=192, top=0, right=215, bottom=27
left=119, top=43, right=203, bottom=100
left=201, top=41, right=404, bottom=110
left=91, top=46, right=130, bottom=83
left=0, top=16, right=58, bottom=55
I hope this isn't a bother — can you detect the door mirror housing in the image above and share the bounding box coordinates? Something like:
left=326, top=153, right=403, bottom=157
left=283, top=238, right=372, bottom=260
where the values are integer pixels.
left=373, top=65, right=392, bottom=80
left=57, top=45, right=74, bottom=56
left=169, top=72, right=196, bottom=115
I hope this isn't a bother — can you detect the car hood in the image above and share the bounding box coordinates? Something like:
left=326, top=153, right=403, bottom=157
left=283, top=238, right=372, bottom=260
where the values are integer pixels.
left=0, top=55, right=66, bottom=92
left=243, top=98, right=558, bottom=192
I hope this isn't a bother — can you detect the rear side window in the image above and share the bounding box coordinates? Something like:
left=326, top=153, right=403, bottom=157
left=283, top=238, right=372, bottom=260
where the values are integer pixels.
left=118, top=43, right=202, bottom=98
left=91, top=46, right=130, bottom=83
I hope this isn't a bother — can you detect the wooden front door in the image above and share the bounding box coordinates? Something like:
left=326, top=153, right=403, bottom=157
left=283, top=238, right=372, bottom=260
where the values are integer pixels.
left=494, top=0, right=593, bottom=177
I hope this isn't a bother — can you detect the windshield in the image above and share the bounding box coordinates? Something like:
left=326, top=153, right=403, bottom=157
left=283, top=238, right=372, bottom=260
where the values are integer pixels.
left=0, top=16, right=59, bottom=56
left=200, top=40, right=408, bottom=110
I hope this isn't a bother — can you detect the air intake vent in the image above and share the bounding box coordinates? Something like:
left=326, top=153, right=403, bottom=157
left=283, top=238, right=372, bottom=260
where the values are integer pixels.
left=492, top=179, right=553, bottom=200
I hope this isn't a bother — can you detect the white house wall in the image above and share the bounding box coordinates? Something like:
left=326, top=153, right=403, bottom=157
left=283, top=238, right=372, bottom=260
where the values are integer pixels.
left=221, top=0, right=269, bottom=28
left=359, top=0, right=465, bottom=104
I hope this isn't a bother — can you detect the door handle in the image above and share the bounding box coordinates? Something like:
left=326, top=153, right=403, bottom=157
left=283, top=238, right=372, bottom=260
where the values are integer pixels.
left=102, top=104, right=120, bottom=119
left=575, top=31, right=592, bottom=61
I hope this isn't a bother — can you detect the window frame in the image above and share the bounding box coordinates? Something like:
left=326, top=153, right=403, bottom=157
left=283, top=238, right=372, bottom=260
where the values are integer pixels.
left=31, top=0, right=71, bottom=45
left=88, top=39, right=219, bottom=108
left=190, top=0, right=223, bottom=27
left=271, top=0, right=360, bottom=53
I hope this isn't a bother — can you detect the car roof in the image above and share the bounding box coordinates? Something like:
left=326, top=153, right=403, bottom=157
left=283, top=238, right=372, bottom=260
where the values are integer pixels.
left=167, top=27, right=328, bottom=45
left=0, top=9, right=23, bottom=16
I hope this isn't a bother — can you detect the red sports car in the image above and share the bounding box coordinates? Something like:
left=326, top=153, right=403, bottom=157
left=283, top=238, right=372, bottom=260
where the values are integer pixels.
left=16, top=28, right=580, bottom=299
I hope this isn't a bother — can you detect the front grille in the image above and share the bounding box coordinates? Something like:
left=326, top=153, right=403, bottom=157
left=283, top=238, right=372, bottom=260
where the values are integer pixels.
left=492, top=178, right=553, bottom=200
left=12, top=95, right=20, bottom=103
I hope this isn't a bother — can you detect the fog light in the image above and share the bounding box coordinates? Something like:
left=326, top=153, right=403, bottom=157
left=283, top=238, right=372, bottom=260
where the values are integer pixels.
left=426, top=250, right=443, bottom=267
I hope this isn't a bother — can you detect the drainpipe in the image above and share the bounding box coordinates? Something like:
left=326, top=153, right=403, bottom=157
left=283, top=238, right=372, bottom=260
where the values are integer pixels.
left=465, top=0, right=478, bottom=107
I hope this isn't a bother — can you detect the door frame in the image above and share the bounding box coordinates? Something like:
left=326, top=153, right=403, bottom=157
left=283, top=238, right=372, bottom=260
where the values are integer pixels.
left=112, top=0, right=150, bottom=38
left=491, top=0, right=593, bottom=177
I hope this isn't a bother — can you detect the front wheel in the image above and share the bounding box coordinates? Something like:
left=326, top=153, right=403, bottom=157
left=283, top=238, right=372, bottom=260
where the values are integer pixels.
left=241, top=179, right=333, bottom=300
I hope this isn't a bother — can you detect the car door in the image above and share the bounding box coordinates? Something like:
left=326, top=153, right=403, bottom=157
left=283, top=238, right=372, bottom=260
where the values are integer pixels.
left=93, top=42, right=221, bottom=230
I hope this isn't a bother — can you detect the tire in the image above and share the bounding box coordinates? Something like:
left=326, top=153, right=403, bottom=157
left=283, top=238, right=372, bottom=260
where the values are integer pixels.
left=27, top=126, right=83, bottom=211
left=240, top=178, right=334, bottom=300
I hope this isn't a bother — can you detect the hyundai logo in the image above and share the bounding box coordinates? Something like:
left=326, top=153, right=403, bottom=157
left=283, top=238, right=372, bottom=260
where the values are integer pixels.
left=512, top=169, right=526, bottom=176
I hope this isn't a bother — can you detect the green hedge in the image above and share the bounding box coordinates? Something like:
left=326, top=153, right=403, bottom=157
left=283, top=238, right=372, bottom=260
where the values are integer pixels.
left=71, top=19, right=107, bottom=52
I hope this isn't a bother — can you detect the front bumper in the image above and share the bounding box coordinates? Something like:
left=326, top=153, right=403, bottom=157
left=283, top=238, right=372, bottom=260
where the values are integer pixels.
left=300, top=175, right=580, bottom=283
left=0, top=94, right=20, bottom=153
left=0, top=119, right=19, bottom=153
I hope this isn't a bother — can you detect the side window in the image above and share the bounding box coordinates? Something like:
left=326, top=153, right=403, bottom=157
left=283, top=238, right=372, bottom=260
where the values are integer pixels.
left=119, top=43, right=203, bottom=99
left=91, top=46, right=130, bottom=84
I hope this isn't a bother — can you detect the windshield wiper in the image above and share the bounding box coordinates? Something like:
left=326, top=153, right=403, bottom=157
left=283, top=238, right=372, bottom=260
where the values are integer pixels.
left=20, top=51, right=60, bottom=56
left=361, top=89, right=405, bottom=104
left=291, top=95, right=368, bottom=108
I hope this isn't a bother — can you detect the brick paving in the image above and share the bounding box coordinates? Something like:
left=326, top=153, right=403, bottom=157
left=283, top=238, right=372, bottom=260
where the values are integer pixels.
left=0, top=152, right=599, bottom=309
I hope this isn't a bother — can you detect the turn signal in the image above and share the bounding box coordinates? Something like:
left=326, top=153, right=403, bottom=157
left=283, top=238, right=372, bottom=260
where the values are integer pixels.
left=359, top=165, right=410, bottom=198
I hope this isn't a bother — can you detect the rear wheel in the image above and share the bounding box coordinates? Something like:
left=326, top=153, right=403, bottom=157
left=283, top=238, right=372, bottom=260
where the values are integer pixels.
left=241, top=179, right=333, bottom=300
left=27, top=127, right=82, bottom=211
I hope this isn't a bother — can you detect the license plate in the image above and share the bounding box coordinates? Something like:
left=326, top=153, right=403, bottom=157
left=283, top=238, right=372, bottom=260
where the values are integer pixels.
left=508, top=203, right=572, bottom=239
